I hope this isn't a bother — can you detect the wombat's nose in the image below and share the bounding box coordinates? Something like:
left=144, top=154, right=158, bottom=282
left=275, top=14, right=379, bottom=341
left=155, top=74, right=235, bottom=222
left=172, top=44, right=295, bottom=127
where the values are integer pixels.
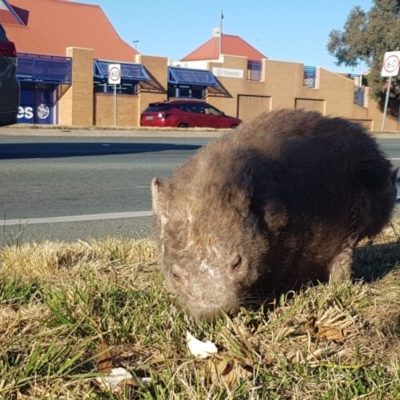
left=191, top=306, right=226, bottom=322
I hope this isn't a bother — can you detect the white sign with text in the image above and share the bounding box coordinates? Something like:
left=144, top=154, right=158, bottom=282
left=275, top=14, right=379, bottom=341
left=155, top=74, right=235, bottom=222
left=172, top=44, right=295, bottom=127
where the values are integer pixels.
left=212, top=67, right=244, bottom=79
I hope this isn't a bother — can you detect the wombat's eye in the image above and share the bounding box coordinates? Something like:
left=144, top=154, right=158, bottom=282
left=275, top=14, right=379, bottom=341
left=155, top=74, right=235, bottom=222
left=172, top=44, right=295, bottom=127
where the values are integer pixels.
left=172, top=272, right=180, bottom=281
left=171, top=264, right=182, bottom=282
left=231, top=255, right=242, bottom=270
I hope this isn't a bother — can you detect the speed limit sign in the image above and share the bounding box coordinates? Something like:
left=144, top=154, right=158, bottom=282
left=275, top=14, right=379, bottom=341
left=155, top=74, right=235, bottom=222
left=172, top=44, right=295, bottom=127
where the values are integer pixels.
left=381, top=51, right=400, bottom=77
left=108, top=64, right=121, bottom=84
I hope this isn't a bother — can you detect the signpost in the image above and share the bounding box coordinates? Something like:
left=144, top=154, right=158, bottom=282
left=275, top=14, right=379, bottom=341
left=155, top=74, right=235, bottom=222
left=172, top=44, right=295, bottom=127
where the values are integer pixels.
left=381, top=51, right=400, bottom=131
left=108, top=64, right=121, bottom=126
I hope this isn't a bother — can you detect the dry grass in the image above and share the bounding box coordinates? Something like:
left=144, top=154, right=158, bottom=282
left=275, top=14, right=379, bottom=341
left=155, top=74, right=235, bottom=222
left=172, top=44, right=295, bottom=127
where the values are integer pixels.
left=0, top=223, right=400, bottom=399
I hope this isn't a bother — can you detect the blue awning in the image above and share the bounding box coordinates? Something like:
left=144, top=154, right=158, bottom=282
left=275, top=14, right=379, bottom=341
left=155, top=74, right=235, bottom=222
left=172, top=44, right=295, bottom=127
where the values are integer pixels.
left=168, top=67, right=218, bottom=86
left=94, top=60, right=150, bottom=82
left=17, top=53, right=72, bottom=84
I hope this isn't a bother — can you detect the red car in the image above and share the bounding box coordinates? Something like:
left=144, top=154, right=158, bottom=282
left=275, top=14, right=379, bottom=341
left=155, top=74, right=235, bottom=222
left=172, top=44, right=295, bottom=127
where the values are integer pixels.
left=140, top=100, right=242, bottom=129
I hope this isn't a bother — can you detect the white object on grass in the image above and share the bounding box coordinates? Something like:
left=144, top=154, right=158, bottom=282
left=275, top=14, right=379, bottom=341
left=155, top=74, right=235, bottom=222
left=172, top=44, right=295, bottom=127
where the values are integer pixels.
left=186, top=331, right=218, bottom=358
left=96, top=367, right=134, bottom=390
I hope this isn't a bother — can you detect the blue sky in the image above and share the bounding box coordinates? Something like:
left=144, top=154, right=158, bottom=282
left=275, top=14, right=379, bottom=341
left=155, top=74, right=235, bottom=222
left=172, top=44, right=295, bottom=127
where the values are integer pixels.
left=82, top=0, right=374, bottom=74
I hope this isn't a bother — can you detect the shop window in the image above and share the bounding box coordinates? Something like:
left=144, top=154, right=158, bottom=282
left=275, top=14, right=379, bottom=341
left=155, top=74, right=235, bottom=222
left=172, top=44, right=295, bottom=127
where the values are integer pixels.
left=93, top=60, right=149, bottom=96
left=94, top=82, right=138, bottom=94
left=168, top=85, right=205, bottom=99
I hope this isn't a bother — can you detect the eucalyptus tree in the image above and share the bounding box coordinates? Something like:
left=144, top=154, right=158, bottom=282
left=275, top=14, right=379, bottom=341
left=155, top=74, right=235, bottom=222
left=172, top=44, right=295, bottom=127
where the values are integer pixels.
left=327, top=0, right=400, bottom=115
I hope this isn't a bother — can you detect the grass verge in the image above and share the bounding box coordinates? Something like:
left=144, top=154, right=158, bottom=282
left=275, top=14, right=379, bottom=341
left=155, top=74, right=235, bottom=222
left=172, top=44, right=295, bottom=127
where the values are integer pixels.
left=1, top=224, right=400, bottom=399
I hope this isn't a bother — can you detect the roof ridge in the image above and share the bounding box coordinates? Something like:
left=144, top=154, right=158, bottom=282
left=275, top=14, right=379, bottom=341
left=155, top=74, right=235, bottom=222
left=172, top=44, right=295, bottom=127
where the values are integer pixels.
left=180, top=35, right=267, bottom=62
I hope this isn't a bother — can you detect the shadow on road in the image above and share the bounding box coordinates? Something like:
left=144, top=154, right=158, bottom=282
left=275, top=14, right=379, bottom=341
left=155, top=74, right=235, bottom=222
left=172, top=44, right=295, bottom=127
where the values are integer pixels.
left=0, top=142, right=202, bottom=160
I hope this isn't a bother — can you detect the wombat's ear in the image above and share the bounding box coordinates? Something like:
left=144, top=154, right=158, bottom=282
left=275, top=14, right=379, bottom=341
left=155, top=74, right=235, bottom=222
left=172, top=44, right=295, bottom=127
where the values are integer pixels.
left=151, top=177, right=166, bottom=218
left=234, top=166, right=254, bottom=217
left=391, top=168, right=398, bottom=185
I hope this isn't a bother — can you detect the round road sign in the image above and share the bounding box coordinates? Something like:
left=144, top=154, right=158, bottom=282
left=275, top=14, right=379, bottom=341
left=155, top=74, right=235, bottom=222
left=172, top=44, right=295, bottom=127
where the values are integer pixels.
left=108, top=64, right=121, bottom=84
left=381, top=51, right=400, bottom=77
left=384, top=55, right=399, bottom=73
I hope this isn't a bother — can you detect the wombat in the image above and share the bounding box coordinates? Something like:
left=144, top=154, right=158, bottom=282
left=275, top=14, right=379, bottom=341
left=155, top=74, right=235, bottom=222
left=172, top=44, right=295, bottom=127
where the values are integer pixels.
left=151, top=109, right=397, bottom=320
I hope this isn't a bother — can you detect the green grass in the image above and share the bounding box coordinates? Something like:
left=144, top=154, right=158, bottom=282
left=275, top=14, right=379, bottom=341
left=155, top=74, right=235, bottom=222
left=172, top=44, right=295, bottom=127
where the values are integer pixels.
left=0, top=225, right=400, bottom=399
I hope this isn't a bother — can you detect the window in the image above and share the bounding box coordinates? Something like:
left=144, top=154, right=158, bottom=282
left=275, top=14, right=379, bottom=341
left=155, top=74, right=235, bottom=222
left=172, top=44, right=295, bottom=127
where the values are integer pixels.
left=354, top=87, right=365, bottom=107
left=144, top=105, right=171, bottom=112
left=94, top=82, right=138, bottom=94
left=93, top=60, right=149, bottom=96
left=203, top=105, right=220, bottom=115
left=248, top=60, right=262, bottom=81
left=304, top=66, right=317, bottom=88
left=168, top=85, right=205, bottom=99
left=188, top=104, right=204, bottom=114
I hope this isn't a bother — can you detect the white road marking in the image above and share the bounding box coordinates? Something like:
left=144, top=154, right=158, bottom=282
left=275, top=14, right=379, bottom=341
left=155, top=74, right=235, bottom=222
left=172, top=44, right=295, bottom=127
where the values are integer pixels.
left=0, top=211, right=154, bottom=226
left=3, top=156, right=400, bottom=227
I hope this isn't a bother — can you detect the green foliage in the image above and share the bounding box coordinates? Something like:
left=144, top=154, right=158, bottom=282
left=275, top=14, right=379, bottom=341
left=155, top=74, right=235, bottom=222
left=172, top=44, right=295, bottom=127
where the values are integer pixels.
left=0, top=276, right=39, bottom=308
left=327, top=0, right=400, bottom=115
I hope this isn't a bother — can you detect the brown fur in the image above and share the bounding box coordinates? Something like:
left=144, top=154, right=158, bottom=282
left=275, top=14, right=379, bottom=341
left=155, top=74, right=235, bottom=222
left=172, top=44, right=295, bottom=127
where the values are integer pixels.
left=151, top=109, right=397, bottom=320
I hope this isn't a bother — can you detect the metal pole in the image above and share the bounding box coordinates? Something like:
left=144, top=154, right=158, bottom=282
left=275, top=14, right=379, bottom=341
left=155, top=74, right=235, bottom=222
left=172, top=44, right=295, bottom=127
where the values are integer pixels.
left=114, top=84, right=117, bottom=127
left=381, top=75, right=392, bottom=132
left=219, top=10, right=223, bottom=59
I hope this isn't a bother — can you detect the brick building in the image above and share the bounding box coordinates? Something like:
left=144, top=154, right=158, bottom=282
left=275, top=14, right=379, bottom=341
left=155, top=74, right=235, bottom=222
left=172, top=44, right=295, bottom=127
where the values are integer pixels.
left=0, top=0, right=397, bottom=130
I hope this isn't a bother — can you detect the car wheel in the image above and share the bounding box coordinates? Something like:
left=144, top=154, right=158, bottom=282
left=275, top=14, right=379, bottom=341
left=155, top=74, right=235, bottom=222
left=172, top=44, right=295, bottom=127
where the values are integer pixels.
left=230, top=124, right=238, bottom=129
left=178, top=123, right=189, bottom=128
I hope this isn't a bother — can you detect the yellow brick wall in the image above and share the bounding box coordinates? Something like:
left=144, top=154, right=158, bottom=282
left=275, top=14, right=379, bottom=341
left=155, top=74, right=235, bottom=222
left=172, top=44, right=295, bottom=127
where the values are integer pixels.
left=295, top=99, right=325, bottom=113
left=58, top=86, right=73, bottom=126
left=237, top=95, right=271, bottom=120
left=136, top=54, right=168, bottom=125
left=94, top=93, right=139, bottom=126
left=204, top=57, right=391, bottom=130
left=58, top=47, right=94, bottom=126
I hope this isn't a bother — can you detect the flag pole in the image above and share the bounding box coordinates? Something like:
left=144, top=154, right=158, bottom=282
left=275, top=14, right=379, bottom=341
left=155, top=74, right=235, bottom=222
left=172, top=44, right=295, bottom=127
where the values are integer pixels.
left=219, top=9, right=223, bottom=59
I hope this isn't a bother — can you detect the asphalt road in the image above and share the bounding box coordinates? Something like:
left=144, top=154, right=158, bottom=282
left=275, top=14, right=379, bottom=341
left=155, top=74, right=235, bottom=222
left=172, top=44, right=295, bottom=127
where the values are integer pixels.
left=0, top=132, right=399, bottom=246
left=0, top=135, right=210, bottom=245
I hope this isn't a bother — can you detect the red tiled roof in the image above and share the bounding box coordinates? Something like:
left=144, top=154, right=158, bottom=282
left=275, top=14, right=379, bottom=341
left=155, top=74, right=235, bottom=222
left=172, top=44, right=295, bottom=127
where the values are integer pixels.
left=0, top=8, right=18, bottom=24
left=181, top=34, right=267, bottom=62
left=1, top=0, right=138, bottom=62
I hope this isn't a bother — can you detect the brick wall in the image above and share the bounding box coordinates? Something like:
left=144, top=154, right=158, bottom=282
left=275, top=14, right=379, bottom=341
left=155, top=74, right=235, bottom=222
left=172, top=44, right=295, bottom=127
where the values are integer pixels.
left=94, top=93, right=139, bottom=126
left=56, top=46, right=400, bottom=131
left=136, top=54, right=168, bottom=122
left=58, top=47, right=94, bottom=126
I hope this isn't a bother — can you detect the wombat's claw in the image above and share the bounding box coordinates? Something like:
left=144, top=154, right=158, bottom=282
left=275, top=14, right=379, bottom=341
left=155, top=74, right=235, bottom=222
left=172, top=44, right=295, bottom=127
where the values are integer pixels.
left=329, top=245, right=354, bottom=282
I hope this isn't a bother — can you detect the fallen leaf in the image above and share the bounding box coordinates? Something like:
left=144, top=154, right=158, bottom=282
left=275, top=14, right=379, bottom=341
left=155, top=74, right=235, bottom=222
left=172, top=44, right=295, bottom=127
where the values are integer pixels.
left=98, top=341, right=113, bottom=374
left=150, top=354, right=165, bottom=364
left=316, top=327, right=344, bottom=341
left=202, top=358, right=253, bottom=386
left=308, top=317, right=346, bottom=341
left=117, top=377, right=139, bottom=390
left=186, top=331, right=218, bottom=359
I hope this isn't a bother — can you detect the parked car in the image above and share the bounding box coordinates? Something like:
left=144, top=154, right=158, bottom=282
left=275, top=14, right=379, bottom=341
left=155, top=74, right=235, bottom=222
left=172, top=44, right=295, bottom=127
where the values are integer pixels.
left=0, top=23, right=20, bottom=127
left=140, top=100, right=242, bottom=129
